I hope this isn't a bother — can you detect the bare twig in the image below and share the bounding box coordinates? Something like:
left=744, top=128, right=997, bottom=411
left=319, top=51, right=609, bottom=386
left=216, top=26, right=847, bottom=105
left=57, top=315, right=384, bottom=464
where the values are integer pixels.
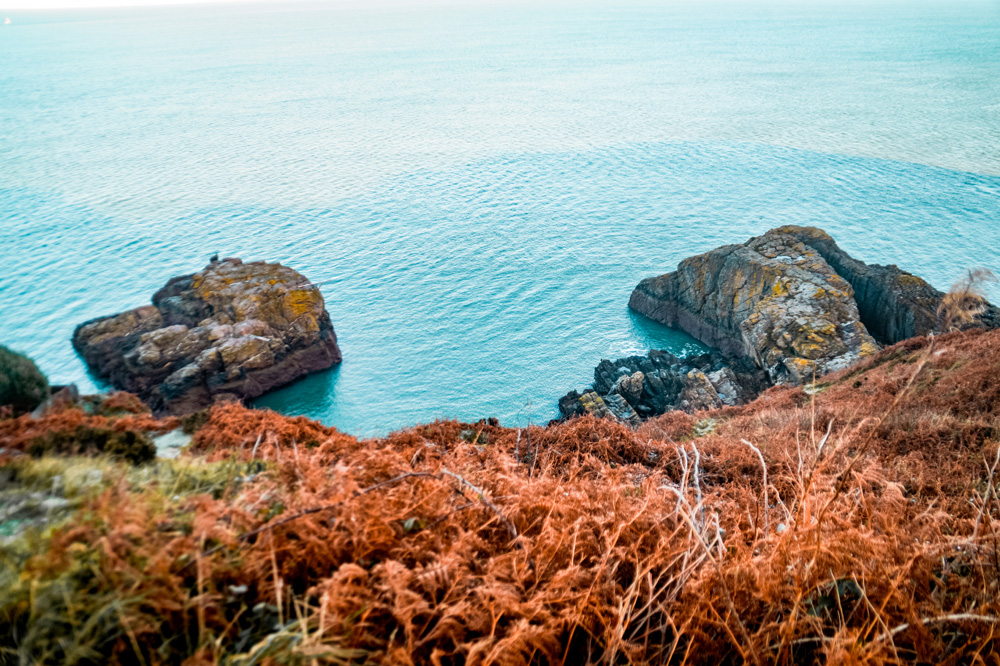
left=742, top=439, right=769, bottom=535
left=440, top=468, right=519, bottom=542
left=691, top=443, right=705, bottom=530
left=973, top=445, right=1000, bottom=540
left=873, top=613, right=1000, bottom=644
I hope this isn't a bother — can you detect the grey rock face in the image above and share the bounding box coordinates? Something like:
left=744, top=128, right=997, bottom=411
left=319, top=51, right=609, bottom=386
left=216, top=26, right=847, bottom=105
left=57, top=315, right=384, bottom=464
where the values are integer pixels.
left=773, top=226, right=999, bottom=343
left=629, top=228, right=880, bottom=385
left=560, top=226, right=997, bottom=427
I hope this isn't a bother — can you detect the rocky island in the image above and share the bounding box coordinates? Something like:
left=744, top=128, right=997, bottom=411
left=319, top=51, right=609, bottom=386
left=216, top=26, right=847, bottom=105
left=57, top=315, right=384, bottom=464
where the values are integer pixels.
left=72, top=258, right=342, bottom=414
left=561, top=225, right=997, bottom=422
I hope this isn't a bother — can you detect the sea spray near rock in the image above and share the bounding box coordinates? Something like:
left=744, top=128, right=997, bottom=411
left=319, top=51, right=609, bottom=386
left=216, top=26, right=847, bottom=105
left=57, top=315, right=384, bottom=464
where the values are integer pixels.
left=72, top=258, right=341, bottom=414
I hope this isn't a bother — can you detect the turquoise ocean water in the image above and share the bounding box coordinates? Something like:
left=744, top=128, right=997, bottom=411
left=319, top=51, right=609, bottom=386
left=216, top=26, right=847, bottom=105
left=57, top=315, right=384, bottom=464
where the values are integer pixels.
left=1, top=1, right=999, bottom=435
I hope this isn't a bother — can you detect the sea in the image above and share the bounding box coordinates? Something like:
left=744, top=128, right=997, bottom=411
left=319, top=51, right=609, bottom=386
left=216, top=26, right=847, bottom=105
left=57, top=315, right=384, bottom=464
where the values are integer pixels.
left=1, top=0, right=999, bottom=436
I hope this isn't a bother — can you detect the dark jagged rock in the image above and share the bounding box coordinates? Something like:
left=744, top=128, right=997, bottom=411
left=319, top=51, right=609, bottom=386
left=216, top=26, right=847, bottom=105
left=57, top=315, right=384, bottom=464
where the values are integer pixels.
left=73, top=258, right=342, bottom=415
left=559, top=350, right=768, bottom=423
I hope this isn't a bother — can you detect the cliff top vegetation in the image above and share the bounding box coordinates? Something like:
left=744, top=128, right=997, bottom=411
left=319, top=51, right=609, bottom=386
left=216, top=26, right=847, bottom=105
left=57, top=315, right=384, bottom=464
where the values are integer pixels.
left=2, top=326, right=1000, bottom=665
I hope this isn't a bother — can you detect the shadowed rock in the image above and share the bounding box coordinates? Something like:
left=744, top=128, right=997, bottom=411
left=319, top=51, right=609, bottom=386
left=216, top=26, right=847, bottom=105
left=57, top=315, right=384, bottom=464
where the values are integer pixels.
left=558, top=350, right=768, bottom=423
left=629, top=226, right=998, bottom=387
left=773, top=226, right=999, bottom=343
left=73, top=258, right=341, bottom=414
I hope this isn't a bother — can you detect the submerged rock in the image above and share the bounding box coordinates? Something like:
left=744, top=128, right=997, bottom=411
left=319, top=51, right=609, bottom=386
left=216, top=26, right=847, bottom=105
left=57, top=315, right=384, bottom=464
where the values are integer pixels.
left=73, top=258, right=341, bottom=414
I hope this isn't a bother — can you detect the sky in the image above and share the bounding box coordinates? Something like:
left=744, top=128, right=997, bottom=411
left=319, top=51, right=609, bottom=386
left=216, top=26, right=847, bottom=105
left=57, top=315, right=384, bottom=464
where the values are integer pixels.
left=1, top=0, right=256, bottom=9
left=7, top=0, right=984, bottom=10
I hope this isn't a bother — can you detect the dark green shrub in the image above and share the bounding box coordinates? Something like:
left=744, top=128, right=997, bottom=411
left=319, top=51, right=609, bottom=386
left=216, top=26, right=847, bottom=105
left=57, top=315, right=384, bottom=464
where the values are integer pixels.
left=0, top=345, right=48, bottom=415
left=28, top=426, right=156, bottom=465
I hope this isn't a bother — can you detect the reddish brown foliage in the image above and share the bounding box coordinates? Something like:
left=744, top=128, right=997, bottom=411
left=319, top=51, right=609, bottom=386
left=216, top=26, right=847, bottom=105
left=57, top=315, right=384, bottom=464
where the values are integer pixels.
left=4, top=329, right=1000, bottom=664
left=0, top=398, right=176, bottom=453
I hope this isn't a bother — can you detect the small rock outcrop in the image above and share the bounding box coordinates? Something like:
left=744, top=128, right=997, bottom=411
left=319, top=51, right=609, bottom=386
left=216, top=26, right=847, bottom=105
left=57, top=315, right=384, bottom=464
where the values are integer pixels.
left=559, top=350, right=768, bottom=424
left=73, top=258, right=341, bottom=414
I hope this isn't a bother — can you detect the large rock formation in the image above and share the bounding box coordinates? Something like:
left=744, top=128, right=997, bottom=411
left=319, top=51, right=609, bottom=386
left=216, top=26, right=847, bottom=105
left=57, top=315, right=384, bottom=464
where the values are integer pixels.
left=562, top=226, right=997, bottom=426
left=629, top=227, right=880, bottom=385
left=73, top=258, right=341, bottom=414
left=772, top=226, right=998, bottom=343
left=629, top=226, right=998, bottom=388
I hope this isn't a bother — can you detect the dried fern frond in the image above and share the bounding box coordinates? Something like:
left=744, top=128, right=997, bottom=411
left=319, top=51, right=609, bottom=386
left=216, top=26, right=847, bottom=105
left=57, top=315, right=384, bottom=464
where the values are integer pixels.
left=937, top=267, right=998, bottom=332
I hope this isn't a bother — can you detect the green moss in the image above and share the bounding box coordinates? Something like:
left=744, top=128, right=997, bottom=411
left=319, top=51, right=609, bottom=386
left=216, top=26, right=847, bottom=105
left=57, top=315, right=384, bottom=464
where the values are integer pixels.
left=0, top=528, right=128, bottom=666
left=692, top=418, right=718, bottom=437
left=0, top=345, right=48, bottom=415
left=0, top=451, right=275, bottom=665
left=179, top=408, right=211, bottom=435
left=897, top=274, right=928, bottom=287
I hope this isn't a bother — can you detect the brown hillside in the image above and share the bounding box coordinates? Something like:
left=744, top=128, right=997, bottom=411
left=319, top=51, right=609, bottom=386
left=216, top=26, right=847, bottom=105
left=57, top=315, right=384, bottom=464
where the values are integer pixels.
left=2, top=328, right=1000, bottom=665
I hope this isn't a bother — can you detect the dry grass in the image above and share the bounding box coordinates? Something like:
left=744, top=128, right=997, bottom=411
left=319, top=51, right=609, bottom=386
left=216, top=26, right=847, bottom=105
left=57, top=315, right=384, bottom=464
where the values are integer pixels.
left=2, top=328, right=1000, bottom=664
left=938, top=268, right=998, bottom=333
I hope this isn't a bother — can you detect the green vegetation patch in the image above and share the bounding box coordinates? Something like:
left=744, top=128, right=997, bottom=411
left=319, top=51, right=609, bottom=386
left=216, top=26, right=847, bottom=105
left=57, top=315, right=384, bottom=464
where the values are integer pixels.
left=0, top=345, right=48, bottom=415
left=29, top=426, right=156, bottom=465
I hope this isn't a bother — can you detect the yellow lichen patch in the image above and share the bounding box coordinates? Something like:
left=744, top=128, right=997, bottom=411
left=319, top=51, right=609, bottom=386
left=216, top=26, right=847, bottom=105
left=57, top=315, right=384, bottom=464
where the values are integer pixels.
left=286, top=288, right=322, bottom=318
left=791, top=357, right=815, bottom=370
left=795, top=343, right=823, bottom=359
left=579, top=392, right=608, bottom=413
left=859, top=340, right=880, bottom=358
left=898, top=274, right=928, bottom=287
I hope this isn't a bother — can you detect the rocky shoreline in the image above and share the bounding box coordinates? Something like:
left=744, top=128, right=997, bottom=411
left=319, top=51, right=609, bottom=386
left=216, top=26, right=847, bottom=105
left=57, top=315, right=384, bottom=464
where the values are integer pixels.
left=3, top=229, right=1000, bottom=665
left=8, top=226, right=998, bottom=429
left=561, top=225, right=998, bottom=424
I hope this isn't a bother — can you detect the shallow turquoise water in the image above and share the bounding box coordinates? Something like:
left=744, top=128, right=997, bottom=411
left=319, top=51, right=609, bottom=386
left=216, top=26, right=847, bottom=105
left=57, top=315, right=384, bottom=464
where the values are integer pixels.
left=1, top=2, right=999, bottom=435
